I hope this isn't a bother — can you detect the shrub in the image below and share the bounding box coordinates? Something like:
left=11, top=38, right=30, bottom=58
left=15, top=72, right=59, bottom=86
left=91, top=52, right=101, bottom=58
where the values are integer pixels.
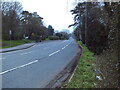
left=48, top=36, right=59, bottom=40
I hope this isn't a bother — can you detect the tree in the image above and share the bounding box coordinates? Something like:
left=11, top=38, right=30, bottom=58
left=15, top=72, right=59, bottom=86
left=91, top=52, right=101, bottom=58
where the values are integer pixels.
left=55, top=32, right=62, bottom=39
left=48, top=25, right=54, bottom=36
left=70, top=2, right=110, bottom=54
left=21, top=11, right=45, bottom=39
left=2, top=2, right=23, bottom=40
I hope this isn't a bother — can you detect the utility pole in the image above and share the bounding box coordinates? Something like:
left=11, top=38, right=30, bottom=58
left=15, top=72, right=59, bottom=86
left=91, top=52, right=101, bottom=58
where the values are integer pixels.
left=85, top=1, right=87, bottom=46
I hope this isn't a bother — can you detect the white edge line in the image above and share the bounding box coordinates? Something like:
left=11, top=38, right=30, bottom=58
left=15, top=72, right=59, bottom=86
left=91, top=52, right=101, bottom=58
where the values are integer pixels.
left=0, top=60, right=38, bottom=75
left=68, top=65, right=78, bottom=82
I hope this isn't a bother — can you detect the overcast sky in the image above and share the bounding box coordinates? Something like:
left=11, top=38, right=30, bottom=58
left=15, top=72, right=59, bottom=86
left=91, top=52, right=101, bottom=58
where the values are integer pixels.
left=19, top=0, right=78, bottom=33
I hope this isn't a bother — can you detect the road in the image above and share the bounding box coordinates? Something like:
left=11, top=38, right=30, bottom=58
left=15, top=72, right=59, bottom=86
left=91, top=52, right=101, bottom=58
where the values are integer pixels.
left=1, top=38, right=80, bottom=88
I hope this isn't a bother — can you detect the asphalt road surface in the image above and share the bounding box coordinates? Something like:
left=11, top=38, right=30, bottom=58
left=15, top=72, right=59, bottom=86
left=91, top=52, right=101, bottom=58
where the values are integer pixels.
left=1, top=38, right=80, bottom=88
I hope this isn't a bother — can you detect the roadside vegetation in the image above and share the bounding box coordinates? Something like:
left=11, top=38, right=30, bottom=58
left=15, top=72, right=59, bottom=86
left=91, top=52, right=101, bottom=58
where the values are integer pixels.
left=68, top=0, right=119, bottom=88
left=63, top=41, right=96, bottom=88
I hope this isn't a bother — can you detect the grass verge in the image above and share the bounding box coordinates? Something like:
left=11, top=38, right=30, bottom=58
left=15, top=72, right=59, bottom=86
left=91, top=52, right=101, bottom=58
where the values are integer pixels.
left=1, top=39, right=35, bottom=49
left=45, top=38, right=50, bottom=40
left=63, top=41, right=97, bottom=88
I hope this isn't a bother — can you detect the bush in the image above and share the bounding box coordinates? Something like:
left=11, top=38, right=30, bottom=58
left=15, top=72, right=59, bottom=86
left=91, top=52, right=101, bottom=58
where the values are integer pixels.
left=60, top=36, right=66, bottom=40
left=48, top=36, right=59, bottom=40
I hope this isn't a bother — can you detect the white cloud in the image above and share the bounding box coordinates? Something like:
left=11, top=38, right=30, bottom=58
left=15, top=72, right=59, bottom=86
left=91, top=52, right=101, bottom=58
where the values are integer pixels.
left=19, top=0, right=75, bottom=33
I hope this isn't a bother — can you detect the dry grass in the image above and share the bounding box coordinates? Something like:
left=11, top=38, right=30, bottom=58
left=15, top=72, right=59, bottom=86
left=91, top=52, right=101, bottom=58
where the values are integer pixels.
left=95, top=48, right=119, bottom=88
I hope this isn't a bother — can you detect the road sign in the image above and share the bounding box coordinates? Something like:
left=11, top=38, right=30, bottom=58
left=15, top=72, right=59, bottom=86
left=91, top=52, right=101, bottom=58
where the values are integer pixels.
left=9, top=30, right=12, bottom=35
left=9, top=30, right=12, bottom=47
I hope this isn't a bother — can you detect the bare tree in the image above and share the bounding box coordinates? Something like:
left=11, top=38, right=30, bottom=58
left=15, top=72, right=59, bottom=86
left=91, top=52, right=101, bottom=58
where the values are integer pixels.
left=1, top=1, right=23, bottom=40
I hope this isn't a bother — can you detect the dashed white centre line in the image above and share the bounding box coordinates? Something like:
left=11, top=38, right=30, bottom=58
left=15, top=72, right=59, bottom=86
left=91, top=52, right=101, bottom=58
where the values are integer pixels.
left=28, top=51, right=33, bottom=53
left=62, top=44, right=70, bottom=49
left=0, top=43, right=71, bottom=75
left=0, top=60, right=38, bottom=75
left=20, top=51, right=32, bottom=55
left=66, top=44, right=69, bottom=47
left=49, top=50, right=60, bottom=56
left=62, top=46, right=66, bottom=50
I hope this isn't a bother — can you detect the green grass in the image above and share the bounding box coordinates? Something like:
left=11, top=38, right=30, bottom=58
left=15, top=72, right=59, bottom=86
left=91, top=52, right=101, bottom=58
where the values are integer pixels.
left=63, top=41, right=96, bottom=88
left=45, top=38, right=50, bottom=40
left=1, top=39, right=35, bottom=49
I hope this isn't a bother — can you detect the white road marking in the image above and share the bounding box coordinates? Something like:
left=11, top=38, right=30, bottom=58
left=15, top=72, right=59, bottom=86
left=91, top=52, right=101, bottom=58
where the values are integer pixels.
left=49, top=50, right=60, bottom=56
left=28, top=51, right=33, bottom=53
left=20, top=53, right=27, bottom=55
left=0, top=60, right=38, bottom=75
left=62, top=46, right=66, bottom=50
left=68, top=65, right=78, bottom=82
left=66, top=44, right=69, bottom=47
left=62, top=44, right=70, bottom=50
left=32, top=45, right=37, bottom=48
left=20, top=51, right=32, bottom=55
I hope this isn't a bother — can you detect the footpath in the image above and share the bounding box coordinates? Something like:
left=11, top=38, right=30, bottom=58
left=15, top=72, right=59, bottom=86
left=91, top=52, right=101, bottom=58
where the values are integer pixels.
left=0, top=43, right=35, bottom=53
